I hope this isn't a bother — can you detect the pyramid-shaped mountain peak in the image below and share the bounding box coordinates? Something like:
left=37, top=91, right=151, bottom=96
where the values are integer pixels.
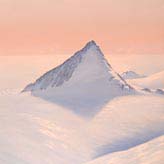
left=23, top=41, right=134, bottom=97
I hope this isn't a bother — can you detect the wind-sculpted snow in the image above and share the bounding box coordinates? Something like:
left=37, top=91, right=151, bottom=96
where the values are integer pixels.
left=88, top=95, right=164, bottom=158
left=86, top=136, right=164, bottom=164
left=0, top=93, right=92, bottom=164
left=0, top=93, right=163, bottom=164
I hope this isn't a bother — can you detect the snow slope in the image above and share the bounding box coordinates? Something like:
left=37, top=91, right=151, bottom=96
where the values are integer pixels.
left=88, top=95, right=164, bottom=158
left=121, top=71, right=145, bottom=79
left=0, top=93, right=92, bottom=164
left=128, top=71, right=164, bottom=89
left=0, top=93, right=163, bottom=164
left=86, top=135, right=164, bottom=164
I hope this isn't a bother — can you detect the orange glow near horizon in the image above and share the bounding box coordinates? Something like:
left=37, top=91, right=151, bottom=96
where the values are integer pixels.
left=0, top=0, right=164, bottom=55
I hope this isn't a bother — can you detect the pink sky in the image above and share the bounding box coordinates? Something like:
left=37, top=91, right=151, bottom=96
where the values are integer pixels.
left=0, top=0, right=164, bottom=55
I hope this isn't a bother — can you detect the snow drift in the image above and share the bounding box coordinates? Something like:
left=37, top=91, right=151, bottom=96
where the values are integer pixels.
left=86, top=135, right=164, bottom=164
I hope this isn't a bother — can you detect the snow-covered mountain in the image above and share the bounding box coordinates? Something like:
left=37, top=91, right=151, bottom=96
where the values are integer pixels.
left=121, top=71, right=145, bottom=79
left=23, top=41, right=134, bottom=94
left=22, top=41, right=135, bottom=116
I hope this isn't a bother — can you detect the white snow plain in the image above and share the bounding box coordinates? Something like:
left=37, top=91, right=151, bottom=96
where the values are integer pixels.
left=0, top=50, right=164, bottom=164
left=0, top=93, right=163, bottom=164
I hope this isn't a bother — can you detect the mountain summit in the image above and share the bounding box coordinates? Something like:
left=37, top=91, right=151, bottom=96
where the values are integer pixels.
left=23, top=41, right=135, bottom=116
